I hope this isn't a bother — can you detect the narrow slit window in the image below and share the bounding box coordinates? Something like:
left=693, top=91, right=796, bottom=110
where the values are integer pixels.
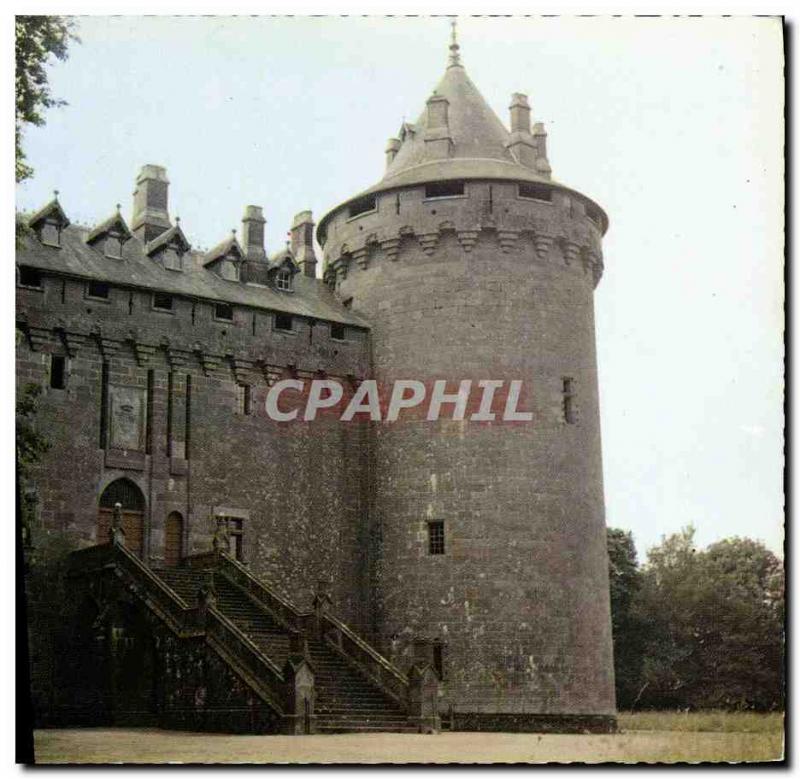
left=49, top=355, right=66, bottom=390
left=235, top=383, right=252, bottom=416
left=215, top=303, right=234, bottom=321
left=562, top=377, right=576, bottom=424
left=428, top=520, right=445, bottom=555
left=274, top=313, right=293, bottom=331
left=87, top=280, right=110, bottom=299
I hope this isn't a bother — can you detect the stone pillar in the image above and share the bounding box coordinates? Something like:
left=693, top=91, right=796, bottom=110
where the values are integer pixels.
left=282, top=655, right=316, bottom=734
left=407, top=642, right=441, bottom=733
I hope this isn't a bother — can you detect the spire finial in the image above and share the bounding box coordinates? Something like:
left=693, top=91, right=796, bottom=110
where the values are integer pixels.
left=448, top=17, right=461, bottom=68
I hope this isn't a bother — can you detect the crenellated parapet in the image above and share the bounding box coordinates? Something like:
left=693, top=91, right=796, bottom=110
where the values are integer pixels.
left=321, top=180, right=605, bottom=289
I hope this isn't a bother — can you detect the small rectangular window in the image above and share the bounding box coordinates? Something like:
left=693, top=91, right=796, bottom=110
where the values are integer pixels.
left=274, top=313, right=293, bottom=331
left=50, top=355, right=66, bottom=390
left=348, top=194, right=377, bottom=219
left=275, top=270, right=293, bottom=291
left=18, top=267, right=42, bottom=288
left=215, top=303, right=234, bottom=321
left=235, top=383, right=252, bottom=416
left=519, top=183, right=552, bottom=202
left=562, top=377, right=576, bottom=424
left=153, top=292, right=173, bottom=311
left=425, top=180, right=465, bottom=199
left=87, top=280, right=110, bottom=299
left=330, top=322, right=345, bottom=341
left=428, top=521, right=445, bottom=555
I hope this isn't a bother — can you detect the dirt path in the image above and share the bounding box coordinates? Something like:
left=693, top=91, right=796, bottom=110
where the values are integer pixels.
left=33, top=728, right=783, bottom=764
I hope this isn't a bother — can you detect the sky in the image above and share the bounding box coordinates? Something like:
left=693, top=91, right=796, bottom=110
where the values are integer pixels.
left=15, top=15, right=785, bottom=557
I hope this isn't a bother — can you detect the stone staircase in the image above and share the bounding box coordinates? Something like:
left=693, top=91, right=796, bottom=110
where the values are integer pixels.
left=156, top=566, right=417, bottom=733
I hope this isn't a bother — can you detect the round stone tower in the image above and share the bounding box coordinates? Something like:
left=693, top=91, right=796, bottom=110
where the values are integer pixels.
left=317, top=27, right=616, bottom=732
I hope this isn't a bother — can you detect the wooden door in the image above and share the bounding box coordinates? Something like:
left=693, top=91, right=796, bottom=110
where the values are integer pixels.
left=97, top=508, right=144, bottom=557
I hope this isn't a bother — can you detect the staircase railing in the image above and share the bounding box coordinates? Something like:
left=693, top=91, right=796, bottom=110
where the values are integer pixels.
left=186, top=549, right=412, bottom=707
left=68, top=542, right=288, bottom=715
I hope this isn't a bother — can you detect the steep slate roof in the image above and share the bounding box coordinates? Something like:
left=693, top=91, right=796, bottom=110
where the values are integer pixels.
left=16, top=223, right=370, bottom=328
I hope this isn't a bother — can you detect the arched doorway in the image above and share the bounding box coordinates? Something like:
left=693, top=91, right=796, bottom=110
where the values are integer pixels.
left=164, top=511, right=184, bottom=567
left=98, top=478, right=145, bottom=557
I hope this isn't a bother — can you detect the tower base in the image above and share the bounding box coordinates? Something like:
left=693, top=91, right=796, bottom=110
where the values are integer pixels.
left=449, top=712, right=617, bottom=734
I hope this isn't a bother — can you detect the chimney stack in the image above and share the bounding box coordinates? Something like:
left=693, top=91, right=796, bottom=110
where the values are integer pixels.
left=242, top=205, right=266, bottom=261
left=509, top=93, right=531, bottom=133
left=131, top=164, right=171, bottom=243
left=424, top=94, right=453, bottom=160
left=507, top=94, right=537, bottom=168
left=385, top=137, right=401, bottom=168
left=533, top=122, right=552, bottom=178
left=290, top=210, right=317, bottom=278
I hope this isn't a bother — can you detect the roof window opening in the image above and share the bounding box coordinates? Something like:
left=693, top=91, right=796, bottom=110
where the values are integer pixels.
left=19, top=266, right=42, bottom=288
left=276, top=269, right=292, bottom=291
left=518, top=182, right=552, bottom=202
left=586, top=203, right=602, bottom=226
left=104, top=236, right=123, bottom=260
left=348, top=195, right=377, bottom=219
left=215, top=303, right=234, bottom=321
left=425, top=180, right=465, bottom=199
left=87, top=280, right=110, bottom=300
left=153, top=292, right=173, bottom=311
left=274, top=313, right=293, bottom=332
left=330, top=322, right=345, bottom=341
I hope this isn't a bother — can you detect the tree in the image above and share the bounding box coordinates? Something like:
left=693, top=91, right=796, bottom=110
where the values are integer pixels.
left=15, top=16, right=77, bottom=182
left=606, top=528, right=645, bottom=708
left=632, top=528, right=784, bottom=710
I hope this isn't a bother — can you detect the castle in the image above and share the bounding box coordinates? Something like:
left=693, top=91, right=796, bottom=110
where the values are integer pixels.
left=18, top=27, right=616, bottom=734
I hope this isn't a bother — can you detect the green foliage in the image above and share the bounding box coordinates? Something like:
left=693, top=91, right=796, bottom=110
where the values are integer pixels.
left=17, top=383, right=50, bottom=544
left=15, top=16, right=77, bottom=182
left=607, top=528, right=645, bottom=708
left=607, top=527, right=784, bottom=712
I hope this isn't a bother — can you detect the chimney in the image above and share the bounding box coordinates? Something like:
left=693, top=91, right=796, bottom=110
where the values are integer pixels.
left=533, top=122, right=552, bottom=178
left=131, top=164, right=171, bottom=242
left=242, top=205, right=266, bottom=261
left=290, top=210, right=317, bottom=278
left=424, top=94, right=452, bottom=160
left=385, top=137, right=401, bottom=168
left=509, top=93, right=531, bottom=133
left=507, top=94, right=536, bottom=168
left=426, top=93, right=449, bottom=128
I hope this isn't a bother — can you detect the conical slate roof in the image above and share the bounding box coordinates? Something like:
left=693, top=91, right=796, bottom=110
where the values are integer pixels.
left=318, top=29, right=608, bottom=239
left=382, top=61, right=518, bottom=184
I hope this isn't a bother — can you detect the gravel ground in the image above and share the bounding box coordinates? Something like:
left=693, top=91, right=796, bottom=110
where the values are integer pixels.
left=32, top=728, right=784, bottom=765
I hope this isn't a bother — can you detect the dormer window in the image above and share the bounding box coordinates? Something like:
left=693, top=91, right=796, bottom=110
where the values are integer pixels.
left=28, top=198, right=70, bottom=249
left=86, top=210, right=132, bottom=259
left=276, top=269, right=292, bottom=291
left=145, top=224, right=191, bottom=272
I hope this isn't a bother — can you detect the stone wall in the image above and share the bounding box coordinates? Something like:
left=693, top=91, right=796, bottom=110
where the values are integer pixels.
left=16, top=270, right=372, bottom=633
left=323, top=179, right=616, bottom=717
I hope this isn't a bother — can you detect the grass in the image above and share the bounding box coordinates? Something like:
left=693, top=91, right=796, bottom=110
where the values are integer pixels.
left=33, top=716, right=786, bottom=765
left=619, top=710, right=784, bottom=734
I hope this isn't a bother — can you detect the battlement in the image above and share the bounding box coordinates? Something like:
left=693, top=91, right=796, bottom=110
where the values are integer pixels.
left=321, top=180, right=605, bottom=290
